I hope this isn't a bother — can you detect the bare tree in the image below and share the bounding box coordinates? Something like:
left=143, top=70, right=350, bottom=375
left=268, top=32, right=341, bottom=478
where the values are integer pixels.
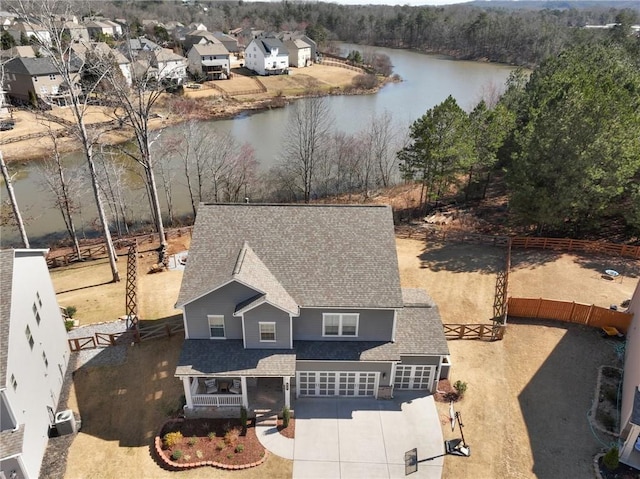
left=13, top=0, right=120, bottom=281
left=37, top=132, right=82, bottom=258
left=281, top=96, right=333, bottom=202
left=221, top=144, right=258, bottom=202
left=366, top=110, right=399, bottom=188
left=0, top=152, right=29, bottom=247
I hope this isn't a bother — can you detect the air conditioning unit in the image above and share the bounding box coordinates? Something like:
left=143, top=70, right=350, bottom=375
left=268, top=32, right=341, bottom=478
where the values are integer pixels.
left=54, top=409, right=77, bottom=435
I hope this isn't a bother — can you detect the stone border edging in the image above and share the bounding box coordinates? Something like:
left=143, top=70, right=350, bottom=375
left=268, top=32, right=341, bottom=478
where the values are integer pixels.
left=588, top=366, right=622, bottom=438
left=153, top=419, right=269, bottom=471
left=593, top=453, right=605, bottom=479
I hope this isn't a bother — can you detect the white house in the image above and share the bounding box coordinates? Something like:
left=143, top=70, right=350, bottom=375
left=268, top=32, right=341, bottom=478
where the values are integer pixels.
left=0, top=249, right=71, bottom=479
left=245, top=36, right=288, bottom=76
left=151, top=48, right=187, bottom=83
left=283, top=38, right=312, bottom=68
left=85, top=20, right=115, bottom=39
left=6, top=21, right=51, bottom=47
left=620, top=281, right=640, bottom=469
left=187, top=43, right=230, bottom=80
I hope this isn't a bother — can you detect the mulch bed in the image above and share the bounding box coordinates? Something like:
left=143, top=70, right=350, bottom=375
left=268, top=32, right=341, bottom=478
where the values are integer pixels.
left=277, top=418, right=295, bottom=439
left=434, top=379, right=461, bottom=403
left=159, top=418, right=265, bottom=466
left=597, top=456, right=639, bottom=479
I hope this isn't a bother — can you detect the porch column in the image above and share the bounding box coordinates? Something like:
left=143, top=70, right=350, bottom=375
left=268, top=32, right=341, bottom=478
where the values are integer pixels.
left=241, top=376, right=249, bottom=409
left=283, top=376, right=291, bottom=408
left=182, top=377, right=193, bottom=410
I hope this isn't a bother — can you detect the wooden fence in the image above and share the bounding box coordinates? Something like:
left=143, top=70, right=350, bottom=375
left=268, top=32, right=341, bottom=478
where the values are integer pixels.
left=507, top=297, right=633, bottom=333
left=443, top=323, right=506, bottom=341
left=134, top=321, right=185, bottom=342
left=68, top=321, right=184, bottom=351
left=510, top=237, right=640, bottom=259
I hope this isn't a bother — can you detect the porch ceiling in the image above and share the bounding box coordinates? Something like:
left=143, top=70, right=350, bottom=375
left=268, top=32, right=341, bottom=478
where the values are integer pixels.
left=176, top=339, right=296, bottom=377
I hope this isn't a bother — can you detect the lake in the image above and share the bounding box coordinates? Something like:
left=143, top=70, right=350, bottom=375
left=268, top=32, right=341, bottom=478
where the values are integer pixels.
left=1, top=45, right=516, bottom=247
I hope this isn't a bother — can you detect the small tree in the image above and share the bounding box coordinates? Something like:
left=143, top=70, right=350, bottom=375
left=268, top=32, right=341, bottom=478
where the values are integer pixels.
left=453, top=380, right=468, bottom=398
left=603, top=445, right=619, bottom=470
left=282, top=406, right=291, bottom=428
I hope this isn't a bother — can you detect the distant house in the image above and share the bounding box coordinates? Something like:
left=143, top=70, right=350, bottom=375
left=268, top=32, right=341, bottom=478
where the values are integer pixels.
left=3, top=57, right=81, bottom=107
left=0, top=249, right=71, bottom=479
left=278, top=32, right=318, bottom=67
left=6, top=21, right=51, bottom=47
left=0, top=45, right=37, bottom=59
left=174, top=204, right=450, bottom=417
left=212, top=32, right=241, bottom=54
left=60, top=20, right=89, bottom=42
left=619, top=281, right=640, bottom=469
left=122, top=37, right=162, bottom=59
left=187, top=43, right=230, bottom=80
left=183, top=30, right=219, bottom=50
left=245, top=36, right=288, bottom=76
left=85, top=20, right=114, bottom=39
left=151, top=48, right=187, bottom=82
left=70, top=41, right=132, bottom=87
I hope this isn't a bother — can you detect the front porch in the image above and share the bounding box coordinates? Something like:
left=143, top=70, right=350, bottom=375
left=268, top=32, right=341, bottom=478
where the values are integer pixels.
left=182, top=375, right=293, bottom=418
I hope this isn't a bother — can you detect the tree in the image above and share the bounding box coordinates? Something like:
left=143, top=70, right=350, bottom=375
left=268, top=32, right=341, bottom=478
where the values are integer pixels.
left=506, top=43, right=640, bottom=234
left=0, top=152, right=29, bottom=248
left=14, top=0, right=120, bottom=281
left=281, top=97, right=333, bottom=202
left=1, top=30, right=16, bottom=50
left=398, top=95, right=473, bottom=211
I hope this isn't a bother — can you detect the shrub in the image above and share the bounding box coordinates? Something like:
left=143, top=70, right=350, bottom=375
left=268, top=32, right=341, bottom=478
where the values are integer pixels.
left=216, top=441, right=225, bottom=451
left=235, top=444, right=244, bottom=453
left=351, top=74, right=378, bottom=90
left=453, top=380, right=468, bottom=398
left=240, top=406, right=248, bottom=430
left=224, top=428, right=240, bottom=446
left=196, top=450, right=204, bottom=459
left=64, top=320, right=75, bottom=332
left=171, top=449, right=183, bottom=461
left=208, top=431, right=216, bottom=442
left=163, top=431, right=183, bottom=448
left=65, top=306, right=77, bottom=318
left=188, top=436, right=197, bottom=447
left=603, top=446, right=619, bottom=470
left=227, top=453, right=233, bottom=459
left=282, top=406, right=291, bottom=428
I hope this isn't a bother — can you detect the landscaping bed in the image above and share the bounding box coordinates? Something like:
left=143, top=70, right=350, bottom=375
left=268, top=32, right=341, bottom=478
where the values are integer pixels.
left=277, top=418, right=295, bottom=439
left=594, top=366, right=623, bottom=435
left=597, top=455, right=639, bottom=479
left=158, top=418, right=266, bottom=469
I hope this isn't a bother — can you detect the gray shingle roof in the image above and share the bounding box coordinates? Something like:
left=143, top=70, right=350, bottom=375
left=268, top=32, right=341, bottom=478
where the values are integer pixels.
left=396, top=292, right=449, bottom=357
left=253, top=37, right=288, bottom=56
left=0, top=249, right=14, bottom=386
left=5, top=57, right=61, bottom=76
left=176, top=204, right=404, bottom=310
left=175, top=340, right=296, bottom=377
left=0, top=424, right=24, bottom=458
left=190, top=43, right=229, bottom=56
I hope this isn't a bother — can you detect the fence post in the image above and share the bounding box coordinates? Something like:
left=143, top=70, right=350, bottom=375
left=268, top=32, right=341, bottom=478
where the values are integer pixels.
left=166, top=324, right=172, bottom=337
left=110, top=334, right=116, bottom=346
left=458, top=325, right=465, bottom=339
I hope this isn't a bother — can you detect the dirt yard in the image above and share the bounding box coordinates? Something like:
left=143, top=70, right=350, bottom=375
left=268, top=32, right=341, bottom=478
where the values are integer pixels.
left=53, top=236, right=638, bottom=478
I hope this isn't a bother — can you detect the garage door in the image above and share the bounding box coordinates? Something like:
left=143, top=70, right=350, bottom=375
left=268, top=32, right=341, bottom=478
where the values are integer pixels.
left=394, top=365, right=436, bottom=390
left=297, top=371, right=378, bottom=397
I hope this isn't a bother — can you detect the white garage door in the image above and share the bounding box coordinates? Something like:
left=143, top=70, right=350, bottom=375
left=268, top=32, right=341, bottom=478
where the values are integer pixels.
left=394, top=365, right=436, bottom=390
left=297, top=371, right=378, bottom=397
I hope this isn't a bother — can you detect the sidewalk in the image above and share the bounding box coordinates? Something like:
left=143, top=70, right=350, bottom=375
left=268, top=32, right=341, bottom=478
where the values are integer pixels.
left=255, top=425, right=294, bottom=459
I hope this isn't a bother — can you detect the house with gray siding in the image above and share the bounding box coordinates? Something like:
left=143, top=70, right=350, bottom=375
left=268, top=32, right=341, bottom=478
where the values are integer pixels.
left=0, top=250, right=71, bottom=479
left=175, top=204, right=450, bottom=416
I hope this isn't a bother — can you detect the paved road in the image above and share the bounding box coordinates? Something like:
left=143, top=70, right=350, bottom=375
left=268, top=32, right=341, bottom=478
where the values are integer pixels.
left=293, top=393, right=444, bottom=479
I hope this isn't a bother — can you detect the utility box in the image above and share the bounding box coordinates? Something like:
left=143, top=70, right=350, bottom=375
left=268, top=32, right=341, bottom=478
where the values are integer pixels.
left=54, top=409, right=77, bottom=435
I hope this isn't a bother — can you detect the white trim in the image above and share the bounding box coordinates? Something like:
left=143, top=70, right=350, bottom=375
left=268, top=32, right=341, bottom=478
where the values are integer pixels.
left=182, top=310, right=189, bottom=339
left=233, top=295, right=299, bottom=317
left=241, top=314, right=246, bottom=348
left=283, top=376, right=291, bottom=408
left=241, top=377, right=248, bottom=408
left=322, top=313, right=359, bottom=337
left=183, top=377, right=193, bottom=409
left=176, top=278, right=259, bottom=309
left=258, top=322, right=277, bottom=342
left=207, top=315, right=226, bottom=339
left=393, top=365, right=436, bottom=391
left=289, top=314, right=293, bottom=349
left=296, top=371, right=378, bottom=397
left=391, top=309, right=397, bottom=342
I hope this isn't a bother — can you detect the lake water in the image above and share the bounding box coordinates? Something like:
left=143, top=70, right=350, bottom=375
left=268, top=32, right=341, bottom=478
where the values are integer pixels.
left=1, top=45, right=516, bottom=247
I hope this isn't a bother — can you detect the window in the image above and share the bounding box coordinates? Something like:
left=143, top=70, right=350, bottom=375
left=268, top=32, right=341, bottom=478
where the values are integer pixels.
left=323, top=313, right=359, bottom=337
left=33, top=302, right=40, bottom=324
left=259, top=322, right=276, bottom=342
left=37, top=292, right=42, bottom=307
left=42, top=351, right=48, bottom=368
left=10, top=374, right=17, bottom=391
left=33, top=76, right=38, bottom=82
left=49, top=74, right=56, bottom=80
left=207, top=315, right=225, bottom=339
left=25, top=325, right=34, bottom=349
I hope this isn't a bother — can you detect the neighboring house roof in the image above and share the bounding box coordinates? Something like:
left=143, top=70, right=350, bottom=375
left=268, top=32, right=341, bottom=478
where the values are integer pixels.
left=176, top=340, right=296, bottom=377
left=287, top=38, right=311, bottom=49
left=176, top=204, right=404, bottom=310
left=70, top=41, right=129, bottom=65
left=0, top=424, right=24, bottom=458
left=252, top=37, right=288, bottom=56
left=0, top=249, right=14, bottom=386
left=0, top=45, right=37, bottom=59
left=153, top=48, right=185, bottom=63
left=126, top=37, right=161, bottom=52
left=85, top=20, right=111, bottom=29
left=190, top=43, right=229, bottom=56
left=4, top=56, right=73, bottom=76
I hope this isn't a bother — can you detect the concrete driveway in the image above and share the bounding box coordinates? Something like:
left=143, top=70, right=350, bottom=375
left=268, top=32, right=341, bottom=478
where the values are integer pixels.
left=292, top=393, right=444, bottom=479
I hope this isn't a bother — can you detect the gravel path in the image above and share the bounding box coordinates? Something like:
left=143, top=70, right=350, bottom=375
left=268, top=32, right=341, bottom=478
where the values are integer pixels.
left=67, top=320, right=131, bottom=369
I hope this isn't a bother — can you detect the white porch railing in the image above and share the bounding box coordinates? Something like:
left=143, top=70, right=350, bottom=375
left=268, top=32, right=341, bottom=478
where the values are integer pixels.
left=192, top=394, right=243, bottom=407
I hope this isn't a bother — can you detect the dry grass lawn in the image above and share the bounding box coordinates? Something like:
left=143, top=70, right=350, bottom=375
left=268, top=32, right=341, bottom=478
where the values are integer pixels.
left=57, top=235, right=638, bottom=478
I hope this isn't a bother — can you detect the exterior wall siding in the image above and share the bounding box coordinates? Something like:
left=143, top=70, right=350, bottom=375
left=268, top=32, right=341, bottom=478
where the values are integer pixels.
left=243, top=304, right=291, bottom=349
left=3, top=251, right=70, bottom=479
left=621, top=282, right=640, bottom=438
left=296, top=360, right=393, bottom=387
left=183, top=281, right=257, bottom=340
left=293, top=308, right=394, bottom=341
left=399, top=355, right=442, bottom=366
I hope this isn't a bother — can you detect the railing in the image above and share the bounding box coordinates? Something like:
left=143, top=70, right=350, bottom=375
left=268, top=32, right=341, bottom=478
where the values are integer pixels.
left=443, top=323, right=505, bottom=341
left=68, top=336, right=96, bottom=352
left=134, top=321, right=184, bottom=342
left=507, top=297, right=633, bottom=333
left=510, top=237, right=640, bottom=259
left=192, top=394, right=243, bottom=407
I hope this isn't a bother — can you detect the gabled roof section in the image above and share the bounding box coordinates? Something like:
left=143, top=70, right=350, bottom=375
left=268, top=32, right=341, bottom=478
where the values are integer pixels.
left=0, top=250, right=14, bottom=386
left=4, top=57, right=69, bottom=76
left=176, top=204, right=404, bottom=310
left=191, top=43, right=229, bottom=56
left=252, top=36, right=288, bottom=56
left=231, top=242, right=298, bottom=315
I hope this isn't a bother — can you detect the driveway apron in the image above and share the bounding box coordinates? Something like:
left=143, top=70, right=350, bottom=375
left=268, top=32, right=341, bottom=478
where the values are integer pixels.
left=293, top=393, right=443, bottom=479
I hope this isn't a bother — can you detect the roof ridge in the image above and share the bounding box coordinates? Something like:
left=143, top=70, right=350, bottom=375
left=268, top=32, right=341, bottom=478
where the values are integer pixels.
left=232, top=241, right=250, bottom=276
